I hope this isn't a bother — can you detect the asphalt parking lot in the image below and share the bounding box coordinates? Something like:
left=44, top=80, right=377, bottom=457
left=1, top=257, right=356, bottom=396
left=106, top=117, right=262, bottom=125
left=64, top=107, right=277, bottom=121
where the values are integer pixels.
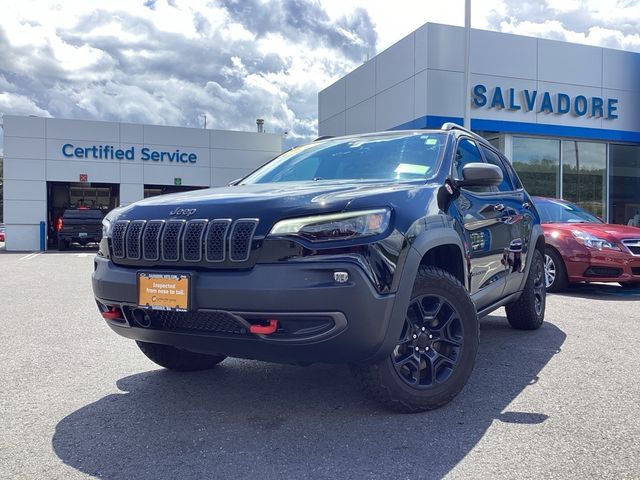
left=0, top=249, right=638, bottom=480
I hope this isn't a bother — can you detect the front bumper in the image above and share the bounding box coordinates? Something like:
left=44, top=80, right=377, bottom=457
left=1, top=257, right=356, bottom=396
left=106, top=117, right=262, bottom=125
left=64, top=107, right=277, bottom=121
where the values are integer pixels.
left=92, top=256, right=401, bottom=364
left=62, top=235, right=101, bottom=243
left=562, top=246, right=640, bottom=284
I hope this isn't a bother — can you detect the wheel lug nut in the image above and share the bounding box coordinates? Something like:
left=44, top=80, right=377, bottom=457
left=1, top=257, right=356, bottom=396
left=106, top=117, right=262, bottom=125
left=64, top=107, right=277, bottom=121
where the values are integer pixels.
left=425, top=347, right=429, bottom=351
left=421, top=327, right=426, bottom=332
left=415, top=347, right=419, bottom=351
left=429, top=334, right=433, bottom=339
left=412, top=334, right=417, bottom=339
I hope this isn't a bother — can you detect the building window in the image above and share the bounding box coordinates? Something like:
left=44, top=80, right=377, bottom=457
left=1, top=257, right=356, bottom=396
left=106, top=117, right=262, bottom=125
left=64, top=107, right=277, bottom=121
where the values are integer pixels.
left=561, top=141, right=607, bottom=219
left=609, top=144, right=640, bottom=226
left=512, top=137, right=560, bottom=198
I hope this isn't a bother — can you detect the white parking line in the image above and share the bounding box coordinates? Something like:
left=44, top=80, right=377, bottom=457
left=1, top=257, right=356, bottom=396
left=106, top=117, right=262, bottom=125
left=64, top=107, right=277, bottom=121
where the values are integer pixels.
left=43, top=252, right=94, bottom=257
left=19, top=252, right=41, bottom=261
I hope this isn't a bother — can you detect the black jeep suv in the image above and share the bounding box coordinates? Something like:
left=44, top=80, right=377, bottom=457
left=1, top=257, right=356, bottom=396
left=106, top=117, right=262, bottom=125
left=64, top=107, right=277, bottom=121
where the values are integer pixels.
left=92, top=123, right=545, bottom=412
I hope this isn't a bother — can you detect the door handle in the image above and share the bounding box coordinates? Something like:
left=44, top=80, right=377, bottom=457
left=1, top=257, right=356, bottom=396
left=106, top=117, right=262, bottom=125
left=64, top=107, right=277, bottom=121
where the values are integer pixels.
left=522, top=202, right=531, bottom=209
left=494, top=203, right=505, bottom=212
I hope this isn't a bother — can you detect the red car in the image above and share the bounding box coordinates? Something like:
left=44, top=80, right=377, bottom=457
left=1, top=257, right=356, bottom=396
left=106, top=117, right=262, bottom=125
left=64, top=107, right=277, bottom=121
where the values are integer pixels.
left=0, top=224, right=5, bottom=242
left=534, top=197, right=640, bottom=291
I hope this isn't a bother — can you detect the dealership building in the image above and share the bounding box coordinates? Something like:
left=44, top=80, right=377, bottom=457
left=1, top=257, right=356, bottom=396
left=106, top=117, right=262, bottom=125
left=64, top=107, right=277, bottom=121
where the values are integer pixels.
left=1, top=115, right=281, bottom=251
left=319, top=22, right=640, bottom=225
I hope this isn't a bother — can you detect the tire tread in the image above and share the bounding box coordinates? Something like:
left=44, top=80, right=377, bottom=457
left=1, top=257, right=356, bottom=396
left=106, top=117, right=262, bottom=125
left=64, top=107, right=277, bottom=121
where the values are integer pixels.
left=506, top=249, right=545, bottom=330
left=352, top=266, right=478, bottom=413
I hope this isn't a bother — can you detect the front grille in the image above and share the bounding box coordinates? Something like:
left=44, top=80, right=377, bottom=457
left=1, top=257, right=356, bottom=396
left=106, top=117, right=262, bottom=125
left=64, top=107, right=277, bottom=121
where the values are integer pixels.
left=622, top=239, right=640, bottom=256
left=120, top=306, right=247, bottom=334
left=147, top=309, right=245, bottom=334
left=230, top=219, right=258, bottom=262
left=142, top=220, right=164, bottom=261
left=183, top=220, right=207, bottom=262
left=111, top=218, right=258, bottom=265
left=161, top=220, right=185, bottom=261
left=125, top=220, right=145, bottom=260
left=205, top=220, right=231, bottom=262
left=112, top=221, right=129, bottom=258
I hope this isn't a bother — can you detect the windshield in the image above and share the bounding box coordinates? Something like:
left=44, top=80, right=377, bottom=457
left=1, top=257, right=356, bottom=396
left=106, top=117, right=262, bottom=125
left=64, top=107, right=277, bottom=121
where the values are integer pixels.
left=535, top=198, right=603, bottom=224
left=241, top=132, right=445, bottom=184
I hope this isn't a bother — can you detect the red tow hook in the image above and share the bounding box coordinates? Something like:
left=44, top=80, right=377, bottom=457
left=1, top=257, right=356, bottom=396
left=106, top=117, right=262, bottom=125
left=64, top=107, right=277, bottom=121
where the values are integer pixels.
left=102, top=308, right=123, bottom=321
left=249, top=319, right=279, bottom=335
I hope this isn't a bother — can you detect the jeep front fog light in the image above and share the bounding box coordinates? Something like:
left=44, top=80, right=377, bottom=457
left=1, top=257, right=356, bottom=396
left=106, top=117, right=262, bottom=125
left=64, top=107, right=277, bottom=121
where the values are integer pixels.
left=334, top=271, right=349, bottom=283
left=269, top=208, right=391, bottom=242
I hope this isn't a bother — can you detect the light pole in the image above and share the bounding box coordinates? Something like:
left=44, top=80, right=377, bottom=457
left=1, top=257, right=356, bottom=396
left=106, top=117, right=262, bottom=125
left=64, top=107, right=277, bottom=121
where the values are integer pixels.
left=463, top=0, right=471, bottom=129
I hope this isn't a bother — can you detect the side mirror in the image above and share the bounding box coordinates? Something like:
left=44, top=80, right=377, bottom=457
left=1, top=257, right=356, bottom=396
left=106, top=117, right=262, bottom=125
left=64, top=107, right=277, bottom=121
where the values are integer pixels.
left=455, top=163, right=503, bottom=188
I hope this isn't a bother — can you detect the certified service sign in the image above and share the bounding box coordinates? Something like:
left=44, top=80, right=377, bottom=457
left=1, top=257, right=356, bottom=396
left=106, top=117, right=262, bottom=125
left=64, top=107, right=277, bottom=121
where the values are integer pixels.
left=62, top=144, right=198, bottom=163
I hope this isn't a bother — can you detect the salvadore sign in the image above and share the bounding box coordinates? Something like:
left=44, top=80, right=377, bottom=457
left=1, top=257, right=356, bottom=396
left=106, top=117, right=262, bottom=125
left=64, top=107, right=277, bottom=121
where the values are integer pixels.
left=472, top=84, right=618, bottom=119
left=62, top=144, right=198, bottom=163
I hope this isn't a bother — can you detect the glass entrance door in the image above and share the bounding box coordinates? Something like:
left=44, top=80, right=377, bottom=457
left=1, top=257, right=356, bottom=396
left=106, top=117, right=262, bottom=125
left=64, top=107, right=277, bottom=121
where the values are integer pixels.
left=609, top=144, right=640, bottom=226
left=561, top=141, right=607, bottom=219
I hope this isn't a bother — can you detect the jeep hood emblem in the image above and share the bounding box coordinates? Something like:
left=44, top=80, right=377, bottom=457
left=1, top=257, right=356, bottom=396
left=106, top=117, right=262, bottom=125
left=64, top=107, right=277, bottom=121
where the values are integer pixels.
left=169, top=207, right=197, bottom=216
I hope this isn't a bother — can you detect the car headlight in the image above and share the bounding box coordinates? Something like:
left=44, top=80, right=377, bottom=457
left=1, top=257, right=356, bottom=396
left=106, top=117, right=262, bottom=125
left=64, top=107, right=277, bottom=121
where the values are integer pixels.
left=102, top=218, right=112, bottom=238
left=269, top=208, right=391, bottom=242
left=102, top=208, right=121, bottom=237
left=572, top=231, right=620, bottom=251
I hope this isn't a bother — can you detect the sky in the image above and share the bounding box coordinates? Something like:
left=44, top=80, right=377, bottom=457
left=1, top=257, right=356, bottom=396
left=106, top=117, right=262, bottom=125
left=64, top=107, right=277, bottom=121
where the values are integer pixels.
left=1, top=0, right=640, bottom=152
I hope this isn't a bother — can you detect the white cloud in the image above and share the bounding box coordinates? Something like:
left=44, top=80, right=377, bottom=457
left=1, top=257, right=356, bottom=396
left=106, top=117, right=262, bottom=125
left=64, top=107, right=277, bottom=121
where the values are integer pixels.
left=0, top=92, right=51, bottom=117
left=0, top=0, right=638, bottom=155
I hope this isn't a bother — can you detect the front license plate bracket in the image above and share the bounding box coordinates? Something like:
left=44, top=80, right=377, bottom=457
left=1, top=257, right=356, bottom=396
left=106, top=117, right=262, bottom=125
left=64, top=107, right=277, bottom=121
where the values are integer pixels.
left=137, top=272, right=191, bottom=311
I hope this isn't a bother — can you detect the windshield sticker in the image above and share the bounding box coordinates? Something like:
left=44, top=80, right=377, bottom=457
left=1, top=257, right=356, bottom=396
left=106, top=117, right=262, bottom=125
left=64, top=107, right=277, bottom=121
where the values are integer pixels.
left=395, top=163, right=430, bottom=175
left=424, top=138, right=438, bottom=145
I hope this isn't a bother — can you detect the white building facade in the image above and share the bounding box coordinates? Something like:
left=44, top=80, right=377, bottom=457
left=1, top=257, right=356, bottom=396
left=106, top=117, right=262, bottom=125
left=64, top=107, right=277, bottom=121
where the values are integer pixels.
left=2, top=115, right=281, bottom=251
left=319, top=23, right=640, bottom=225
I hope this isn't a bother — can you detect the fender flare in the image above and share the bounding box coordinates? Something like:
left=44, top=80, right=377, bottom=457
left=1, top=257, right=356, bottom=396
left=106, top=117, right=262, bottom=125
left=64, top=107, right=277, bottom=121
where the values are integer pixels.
left=362, top=227, right=468, bottom=363
left=518, top=224, right=545, bottom=291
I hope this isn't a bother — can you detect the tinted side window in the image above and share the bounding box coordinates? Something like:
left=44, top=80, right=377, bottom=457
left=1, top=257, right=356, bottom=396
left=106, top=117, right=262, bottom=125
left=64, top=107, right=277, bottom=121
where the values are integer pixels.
left=480, top=146, right=514, bottom=192
left=500, top=153, right=523, bottom=190
left=454, top=138, right=483, bottom=179
left=454, top=138, right=493, bottom=193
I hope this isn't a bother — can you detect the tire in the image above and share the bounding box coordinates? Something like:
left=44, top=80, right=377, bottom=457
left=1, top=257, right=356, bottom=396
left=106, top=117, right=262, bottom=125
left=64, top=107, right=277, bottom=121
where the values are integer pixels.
left=351, top=266, right=479, bottom=413
left=58, top=238, right=68, bottom=251
left=136, top=341, right=226, bottom=371
left=619, top=282, right=640, bottom=289
left=505, top=249, right=546, bottom=330
left=544, top=248, right=568, bottom=292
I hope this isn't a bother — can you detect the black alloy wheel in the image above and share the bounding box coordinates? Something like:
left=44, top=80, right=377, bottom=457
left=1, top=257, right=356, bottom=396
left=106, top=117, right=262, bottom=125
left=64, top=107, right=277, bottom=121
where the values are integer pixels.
left=532, top=256, right=545, bottom=317
left=351, top=266, right=478, bottom=413
left=392, top=294, right=464, bottom=388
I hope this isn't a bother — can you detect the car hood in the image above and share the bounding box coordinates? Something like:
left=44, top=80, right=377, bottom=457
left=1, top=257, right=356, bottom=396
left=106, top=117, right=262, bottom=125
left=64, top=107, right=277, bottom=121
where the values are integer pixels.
left=111, top=180, right=425, bottom=234
left=543, top=222, right=640, bottom=241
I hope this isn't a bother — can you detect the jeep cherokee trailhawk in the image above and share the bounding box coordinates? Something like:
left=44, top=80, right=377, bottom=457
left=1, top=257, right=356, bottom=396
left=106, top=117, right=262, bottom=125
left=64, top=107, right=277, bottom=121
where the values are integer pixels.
left=92, top=123, right=546, bottom=412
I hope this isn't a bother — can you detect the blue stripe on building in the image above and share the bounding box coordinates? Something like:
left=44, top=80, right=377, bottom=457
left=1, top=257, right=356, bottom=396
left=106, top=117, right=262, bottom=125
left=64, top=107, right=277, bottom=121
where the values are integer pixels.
left=390, top=115, right=640, bottom=144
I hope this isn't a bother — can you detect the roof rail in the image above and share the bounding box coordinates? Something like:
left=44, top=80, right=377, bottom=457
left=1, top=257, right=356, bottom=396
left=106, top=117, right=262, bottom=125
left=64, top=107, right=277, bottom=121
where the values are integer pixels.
left=441, top=122, right=490, bottom=145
